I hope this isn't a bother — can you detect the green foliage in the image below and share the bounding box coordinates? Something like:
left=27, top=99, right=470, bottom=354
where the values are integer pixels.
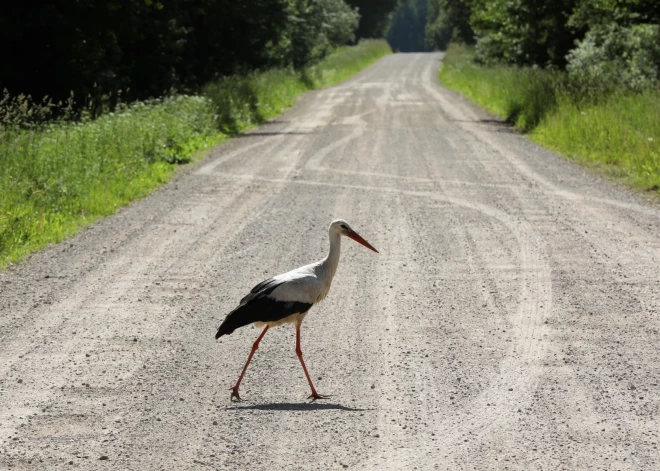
left=0, top=40, right=391, bottom=267
left=306, top=39, right=394, bottom=84
left=387, top=0, right=431, bottom=52
left=1, top=0, right=369, bottom=112
left=0, top=95, right=222, bottom=265
left=204, top=70, right=308, bottom=135
left=204, top=39, right=391, bottom=134
left=439, top=46, right=561, bottom=129
left=279, top=0, right=360, bottom=69
left=423, top=0, right=660, bottom=100
left=426, top=0, right=660, bottom=87
left=2, top=1, right=293, bottom=109
left=345, top=0, right=401, bottom=38
left=439, top=45, right=660, bottom=192
left=569, top=0, right=660, bottom=30
left=566, top=24, right=660, bottom=90
left=425, top=7, right=453, bottom=50
left=426, top=0, right=474, bottom=49
left=470, top=0, right=580, bottom=67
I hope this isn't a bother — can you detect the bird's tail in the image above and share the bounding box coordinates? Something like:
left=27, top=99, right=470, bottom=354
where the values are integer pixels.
left=215, top=319, right=236, bottom=339
left=215, top=303, right=253, bottom=339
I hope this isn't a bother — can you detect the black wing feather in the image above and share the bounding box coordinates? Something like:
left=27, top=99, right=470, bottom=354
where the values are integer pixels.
left=215, top=295, right=312, bottom=338
left=240, top=277, right=282, bottom=304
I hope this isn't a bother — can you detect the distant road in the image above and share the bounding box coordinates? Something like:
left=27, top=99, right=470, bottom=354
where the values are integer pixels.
left=1, top=53, right=659, bottom=470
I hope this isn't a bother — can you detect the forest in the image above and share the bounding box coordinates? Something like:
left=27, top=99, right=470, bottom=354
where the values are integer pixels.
left=5, top=0, right=657, bottom=106
left=1, top=0, right=398, bottom=114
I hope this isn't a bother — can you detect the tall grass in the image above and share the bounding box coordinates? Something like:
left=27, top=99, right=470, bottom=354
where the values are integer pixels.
left=307, top=40, right=394, bottom=85
left=0, top=96, right=222, bottom=265
left=204, top=69, right=308, bottom=135
left=205, top=39, right=391, bottom=134
left=439, top=45, right=660, bottom=192
left=439, top=46, right=561, bottom=131
left=532, top=92, right=660, bottom=190
left=0, top=40, right=391, bottom=267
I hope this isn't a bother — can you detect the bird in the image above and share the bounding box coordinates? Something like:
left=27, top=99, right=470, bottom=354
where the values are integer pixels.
left=215, top=219, right=378, bottom=401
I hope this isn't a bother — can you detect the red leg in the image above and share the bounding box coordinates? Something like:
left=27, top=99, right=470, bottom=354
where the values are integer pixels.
left=295, top=325, right=329, bottom=400
left=230, top=326, right=269, bottom=401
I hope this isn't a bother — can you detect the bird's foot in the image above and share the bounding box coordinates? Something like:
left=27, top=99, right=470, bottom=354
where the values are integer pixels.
left=229, top=386, right=242, bottom=402
left=308, top=392, right=330, bottom=401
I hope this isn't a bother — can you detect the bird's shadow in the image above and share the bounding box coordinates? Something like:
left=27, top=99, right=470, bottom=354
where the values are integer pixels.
left=228, top=402, right=372, bottom=412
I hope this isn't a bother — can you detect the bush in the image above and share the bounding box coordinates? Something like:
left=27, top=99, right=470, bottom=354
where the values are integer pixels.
left=470, top=0, right=579, bottom=68
left=566, top=24, right=660, bottom=91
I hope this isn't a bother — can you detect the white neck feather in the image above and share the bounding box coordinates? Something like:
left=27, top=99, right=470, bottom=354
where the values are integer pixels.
left=321, top=230, right=341, bottom=283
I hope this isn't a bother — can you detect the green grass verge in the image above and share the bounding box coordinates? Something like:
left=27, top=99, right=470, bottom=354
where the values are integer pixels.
left=205, top=39, right=391, bottom=134
left=0, top=39, right=391, bottom=267
left=0, top=96, right=222, bottom=266
left=439, top=44, right=660, bottom=194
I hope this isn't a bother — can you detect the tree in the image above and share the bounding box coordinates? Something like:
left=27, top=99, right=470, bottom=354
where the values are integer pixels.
left=278, top=0, right=360, bottom=69
left=569, top=0, right=659, bottom=30
left=345, top=0, right=400, bottom=38
left=566, top=0, right=660, bottom=89
left=387, top=0, right=431, bottom=52
left=426, top=0, right=474, bottom=49
left=0, top=0, right=361, bottom=111
left=470, top=0, right=580, bottom=67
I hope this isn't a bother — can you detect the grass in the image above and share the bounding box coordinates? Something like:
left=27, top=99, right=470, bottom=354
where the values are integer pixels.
left=439, top=44, right=660, bottom=193
left=0, top=40, right=391, bottom=267
left=0, top=95, right=223, bottom=265
left=307, top=40, right=394, bottom=85
left=205, top=39, right=391, bottom=134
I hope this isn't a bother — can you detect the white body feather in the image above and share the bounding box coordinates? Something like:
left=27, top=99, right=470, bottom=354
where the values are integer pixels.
left=255, top=229, right=341, bottom=328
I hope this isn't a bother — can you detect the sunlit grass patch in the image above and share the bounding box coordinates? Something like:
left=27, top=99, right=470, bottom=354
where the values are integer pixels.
left=307, top=39, right=393, bottom=86
left=439, top=44, right=660, bottom=194
left=532, top=92, right=660, bottom=190
left=0, top=95, right=222, bottom=266
left=205, top=69, right=308, bottom=135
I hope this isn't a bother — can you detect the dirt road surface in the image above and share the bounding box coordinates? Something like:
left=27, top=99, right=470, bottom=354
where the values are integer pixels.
left=1, top=53, right=659, bottom=470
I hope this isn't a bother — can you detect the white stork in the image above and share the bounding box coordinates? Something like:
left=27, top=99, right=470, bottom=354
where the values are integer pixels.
left=216, top=219, right=378, bottom=401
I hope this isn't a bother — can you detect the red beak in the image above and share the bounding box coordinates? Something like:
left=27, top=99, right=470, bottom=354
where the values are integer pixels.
left=347, top=230, right=379, bottom=253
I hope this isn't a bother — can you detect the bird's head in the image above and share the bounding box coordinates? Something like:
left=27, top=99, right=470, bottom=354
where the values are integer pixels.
left=330, top=219, right=379, bottom=253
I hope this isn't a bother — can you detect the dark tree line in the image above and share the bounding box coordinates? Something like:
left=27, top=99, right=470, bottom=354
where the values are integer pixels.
left=1, top=1, right=398, bottom=109
left=387, top=0, right=431, bottom=52
left=347, top=0, right=400, bottom=39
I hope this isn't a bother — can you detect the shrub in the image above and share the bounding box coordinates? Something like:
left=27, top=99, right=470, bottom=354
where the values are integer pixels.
left=566, top=24, right=660, bottom=91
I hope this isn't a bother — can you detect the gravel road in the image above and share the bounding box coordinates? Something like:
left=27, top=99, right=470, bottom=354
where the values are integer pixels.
left=1, top=53, right=659, bottom=470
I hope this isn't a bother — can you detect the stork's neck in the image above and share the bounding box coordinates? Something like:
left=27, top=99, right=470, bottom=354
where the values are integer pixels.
left=321, top=230, right=341, bottom=281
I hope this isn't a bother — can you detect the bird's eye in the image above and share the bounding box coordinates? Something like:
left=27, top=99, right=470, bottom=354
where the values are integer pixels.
left=340, top=224, right=347, bottom=230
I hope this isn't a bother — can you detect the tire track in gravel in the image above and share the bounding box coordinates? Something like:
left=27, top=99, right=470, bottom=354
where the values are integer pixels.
left=291, top=59, right=555, bottom=466
left=226, top=175, right=554, bottom=469
left=0, top=181, right=271, bottom=457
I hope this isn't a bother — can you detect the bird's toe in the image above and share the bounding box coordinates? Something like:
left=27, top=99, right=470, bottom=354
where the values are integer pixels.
left=308, top=392, right=330, bottom=401
left=230, top=387, right=242, bottom=402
